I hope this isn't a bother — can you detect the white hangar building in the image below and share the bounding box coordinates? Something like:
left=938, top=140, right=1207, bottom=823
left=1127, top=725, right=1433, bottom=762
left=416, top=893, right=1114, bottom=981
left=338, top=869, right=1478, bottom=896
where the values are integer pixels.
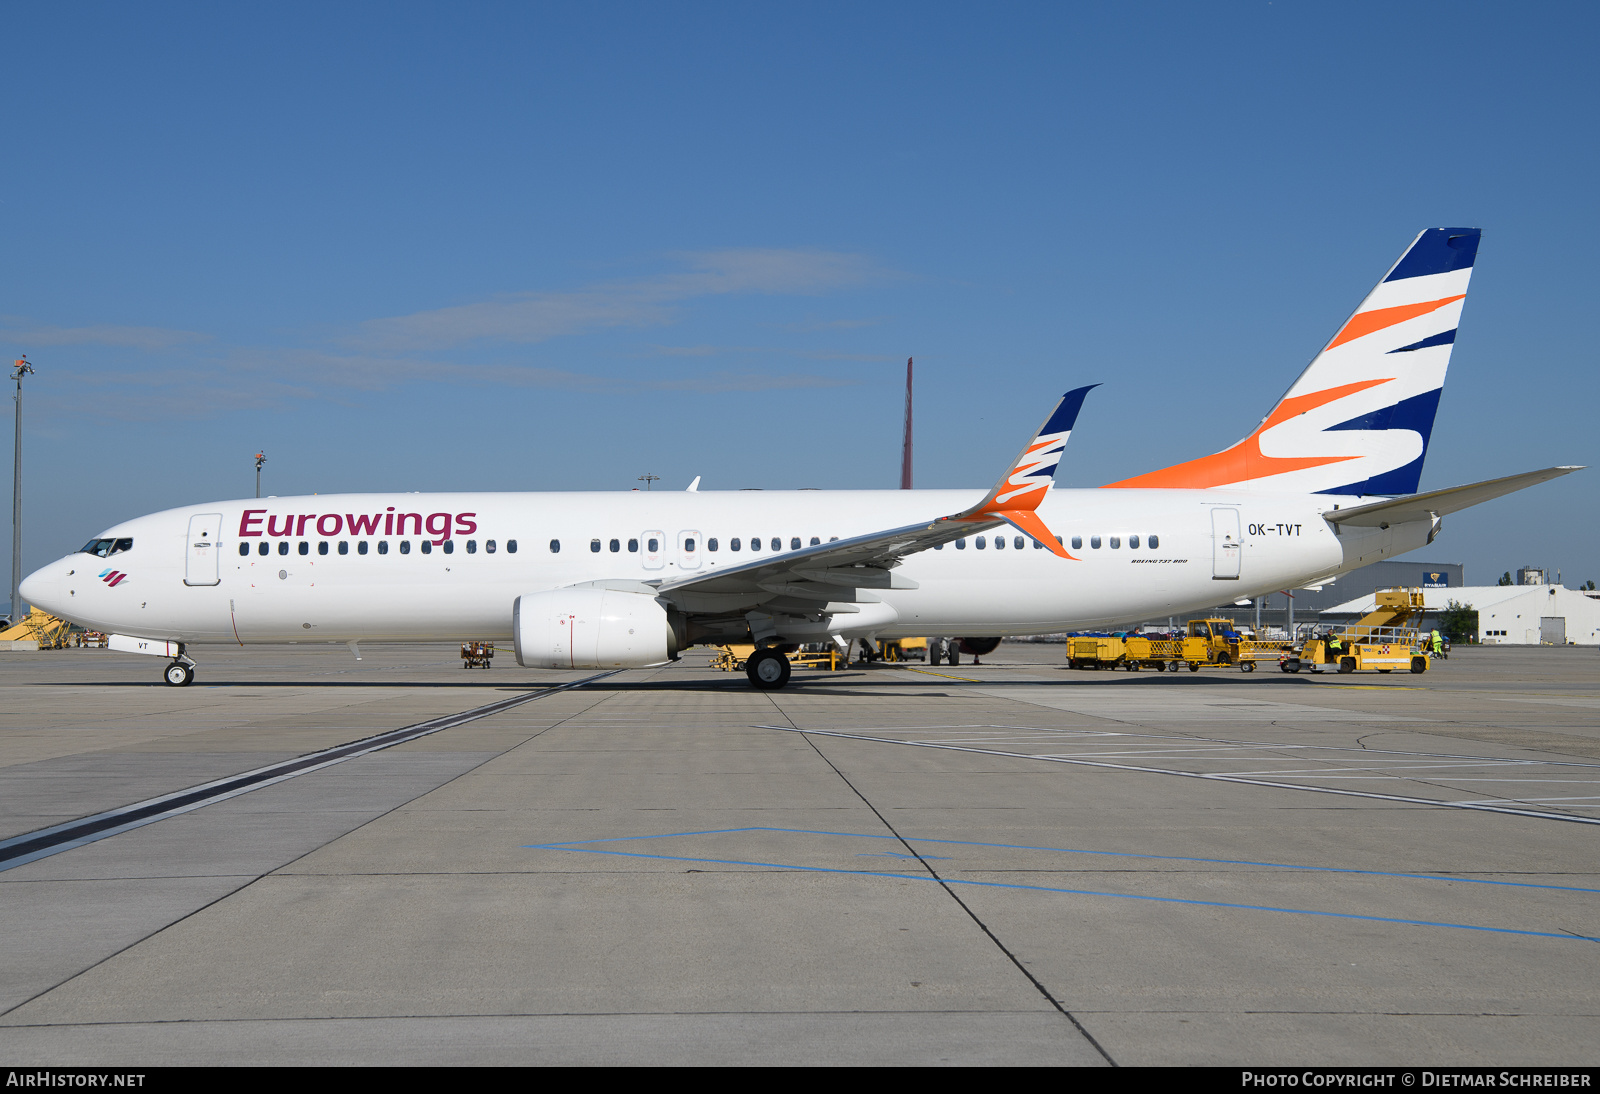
left=1323, top=584, right=1600, bottom=646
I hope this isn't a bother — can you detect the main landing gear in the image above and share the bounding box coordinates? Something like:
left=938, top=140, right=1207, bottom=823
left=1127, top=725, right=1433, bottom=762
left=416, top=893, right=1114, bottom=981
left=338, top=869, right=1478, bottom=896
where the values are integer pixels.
left=745, top=647, right=792, bottom=691
left=164, top=656, right=197, bottom=687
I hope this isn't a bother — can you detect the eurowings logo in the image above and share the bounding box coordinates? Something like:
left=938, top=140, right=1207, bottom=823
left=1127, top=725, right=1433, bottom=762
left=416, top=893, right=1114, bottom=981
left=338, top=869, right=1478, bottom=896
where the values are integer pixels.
left=99, top=569, right=128, bottom=587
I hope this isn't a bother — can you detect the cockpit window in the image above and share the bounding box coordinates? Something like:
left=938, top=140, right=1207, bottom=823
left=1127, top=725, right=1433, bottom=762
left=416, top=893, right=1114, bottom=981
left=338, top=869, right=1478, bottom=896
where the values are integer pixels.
left=79, top=537, right=133, bottom=557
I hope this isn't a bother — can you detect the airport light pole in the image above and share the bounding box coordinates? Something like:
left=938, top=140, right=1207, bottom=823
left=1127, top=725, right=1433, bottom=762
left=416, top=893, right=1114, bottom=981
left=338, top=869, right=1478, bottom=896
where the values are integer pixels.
left=255, top=451, right=267, bottom=498
left=11, top=356, right=34, bottom=622
left=637, top=474, right=659, bottom=491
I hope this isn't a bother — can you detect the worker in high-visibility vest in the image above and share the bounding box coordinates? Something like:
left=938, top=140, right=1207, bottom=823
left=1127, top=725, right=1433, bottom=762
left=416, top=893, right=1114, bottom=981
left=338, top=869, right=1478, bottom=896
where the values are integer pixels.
left=1431, top=629, right=1444, bottom=655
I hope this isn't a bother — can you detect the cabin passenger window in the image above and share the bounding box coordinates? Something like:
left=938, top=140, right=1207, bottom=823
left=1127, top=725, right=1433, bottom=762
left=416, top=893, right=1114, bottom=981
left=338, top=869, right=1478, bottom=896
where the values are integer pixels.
left=934, top=543, right=943, bottom=550
left=609, top=539, right=620, bottom=553
left=810, top=536, right=820, bottom=546
left=708, top=538, right=718, bottom=552
left=647, top=538, right=658, bottom=552
left=685, top=538, right=696, bottom=552
left=485, top=540, right=495, bottom=553
left=400, top=541, right=411, bottom=555
left=1090, top=536, right=1101, bottom=549
left=1014, top=536, right=1025, bottom=550
left=507, top=540, right=517, bottom=553
left=550, top=539, right=560, bottom=553
left=590, top=539, right=601, bottom=553
left=299, top=541, right=309, bottom=555
left=338, top=541, right=349, bottom=555
left=1110, top=537, right=1120, bottom=549
left=259, top=542, right=269, bottom=556
left=466, top=540, right=477, bottom=554
left=279, top=542, right=290, bottom=556
left=318, top=541, right=329, bottom=555
left=788, top=537, right=798, bottom=551
left=239, top=543, right=249, bottom=556
left=1129, top=535, right=1140, bottom=549
left=956, top=538, right=966, bottom=550
left=378, top=541, right=388, bottom=555
left=994, top=536, right=1005, bottom=550
left=443, top=540, right=454, bottom=554
left=626, top=538, right=636, bottom=553
left=359, top=541, right=368, bottom=555
left=749, top=537, right=761, bottom=552
left=976, top=536, right=986, bottom=549
left=421, top=540, right=432, bottom=554
left=1148, top=535, right=1159, bottom=548
left=730, top=538, right=741, bottom=551
left=771, top=538, right=781, bottom=551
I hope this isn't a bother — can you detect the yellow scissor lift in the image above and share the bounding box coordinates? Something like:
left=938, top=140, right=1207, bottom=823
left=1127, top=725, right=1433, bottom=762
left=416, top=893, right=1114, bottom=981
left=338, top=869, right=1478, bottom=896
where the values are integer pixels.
left=1279, top=588, right=1431, bottom=674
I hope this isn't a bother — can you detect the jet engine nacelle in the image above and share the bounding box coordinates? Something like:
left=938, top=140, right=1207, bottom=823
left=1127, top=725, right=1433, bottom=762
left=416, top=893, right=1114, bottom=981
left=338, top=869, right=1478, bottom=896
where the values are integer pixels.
left=513, top=586, right=680, bottom=669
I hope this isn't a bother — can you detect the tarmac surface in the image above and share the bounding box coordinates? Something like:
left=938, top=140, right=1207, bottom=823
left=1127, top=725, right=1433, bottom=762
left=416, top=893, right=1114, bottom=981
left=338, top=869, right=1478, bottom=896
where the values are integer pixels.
left=1, top=640, right=1597, bottom=1066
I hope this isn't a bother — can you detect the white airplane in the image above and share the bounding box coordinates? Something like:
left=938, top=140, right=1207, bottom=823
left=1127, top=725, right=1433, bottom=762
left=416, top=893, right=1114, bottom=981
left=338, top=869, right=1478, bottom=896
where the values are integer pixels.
left=19, top=228, right=1580, bottom=689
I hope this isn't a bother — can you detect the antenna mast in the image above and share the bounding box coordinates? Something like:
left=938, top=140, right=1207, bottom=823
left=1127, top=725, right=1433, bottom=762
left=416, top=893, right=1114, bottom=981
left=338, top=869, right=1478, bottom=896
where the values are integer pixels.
left=899, top=357, right=913, bottom=490
left=11, top=356, right=34, bottom=621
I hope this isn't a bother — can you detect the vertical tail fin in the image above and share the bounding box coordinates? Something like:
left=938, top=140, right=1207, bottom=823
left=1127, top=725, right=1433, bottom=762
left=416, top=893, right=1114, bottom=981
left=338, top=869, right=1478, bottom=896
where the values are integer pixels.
left=1107, top=228, right=1480, bottom=496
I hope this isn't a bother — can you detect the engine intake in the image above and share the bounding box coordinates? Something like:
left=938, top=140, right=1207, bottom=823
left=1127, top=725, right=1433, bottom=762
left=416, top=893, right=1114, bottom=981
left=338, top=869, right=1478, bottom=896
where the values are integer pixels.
left=514, top=587, right=679, bottom=669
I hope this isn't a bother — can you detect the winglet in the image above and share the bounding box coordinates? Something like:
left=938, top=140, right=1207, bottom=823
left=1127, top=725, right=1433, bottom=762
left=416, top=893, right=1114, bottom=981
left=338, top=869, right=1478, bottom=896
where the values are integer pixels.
left=951, top=384, right=1097, bottom=558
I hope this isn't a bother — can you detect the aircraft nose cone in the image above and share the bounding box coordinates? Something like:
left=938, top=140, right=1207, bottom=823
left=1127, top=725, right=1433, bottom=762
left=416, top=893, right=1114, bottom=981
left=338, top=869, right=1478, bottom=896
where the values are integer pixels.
left=19, top=564, right=56, bottom=613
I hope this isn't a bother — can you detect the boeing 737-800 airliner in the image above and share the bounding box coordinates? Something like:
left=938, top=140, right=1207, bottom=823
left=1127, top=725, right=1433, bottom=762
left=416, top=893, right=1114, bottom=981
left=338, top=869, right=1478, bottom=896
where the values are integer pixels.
left=19, top=228, right=1580, bottom=689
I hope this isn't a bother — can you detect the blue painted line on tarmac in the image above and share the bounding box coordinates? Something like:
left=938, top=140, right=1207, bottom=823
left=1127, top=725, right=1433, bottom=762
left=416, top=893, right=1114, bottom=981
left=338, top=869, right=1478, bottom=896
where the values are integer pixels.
left=527, top=826, right=1600, bottom=895
left=526, top=839, right=1585, bottom=942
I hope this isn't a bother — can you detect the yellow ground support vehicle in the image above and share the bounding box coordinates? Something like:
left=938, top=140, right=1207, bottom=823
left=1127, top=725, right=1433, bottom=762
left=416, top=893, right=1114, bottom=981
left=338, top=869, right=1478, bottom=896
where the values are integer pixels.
left=1067, top=634, right=1211, bottom=672
left=879, top=637, right=928, bottom=662
left=711, top=644, right=756, bottom=672
left=1278, top=589, right=1432, bottom=674
left=0, top=608, right=75, bottom=649
left=713, top=644, right=842, bottom=672
left=1068, top=619, right=1275, bottom=673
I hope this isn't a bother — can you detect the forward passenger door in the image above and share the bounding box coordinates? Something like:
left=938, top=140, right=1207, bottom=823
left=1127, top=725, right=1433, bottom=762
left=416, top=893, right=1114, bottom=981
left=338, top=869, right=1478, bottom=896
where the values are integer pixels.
left=184, top=513, right=223, bottom=586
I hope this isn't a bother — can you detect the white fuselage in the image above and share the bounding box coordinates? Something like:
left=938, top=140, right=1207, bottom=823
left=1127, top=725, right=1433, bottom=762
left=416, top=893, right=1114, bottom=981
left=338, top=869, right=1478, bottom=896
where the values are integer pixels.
left=21, top=488, right=1431, bottom=648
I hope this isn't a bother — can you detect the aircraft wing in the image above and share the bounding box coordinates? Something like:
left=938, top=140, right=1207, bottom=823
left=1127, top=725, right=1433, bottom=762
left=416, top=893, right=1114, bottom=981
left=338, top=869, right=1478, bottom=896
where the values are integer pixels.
left=1321, top=466, right=1583, bottom=528
left=651, top=386, right=1096, bottom=617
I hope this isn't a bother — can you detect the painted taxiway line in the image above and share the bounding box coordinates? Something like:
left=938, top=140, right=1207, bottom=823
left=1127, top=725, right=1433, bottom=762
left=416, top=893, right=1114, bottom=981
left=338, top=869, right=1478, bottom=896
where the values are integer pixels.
left=757, top=725, right=1600, bottom=826
left=0, top=669, right=624, bottom=873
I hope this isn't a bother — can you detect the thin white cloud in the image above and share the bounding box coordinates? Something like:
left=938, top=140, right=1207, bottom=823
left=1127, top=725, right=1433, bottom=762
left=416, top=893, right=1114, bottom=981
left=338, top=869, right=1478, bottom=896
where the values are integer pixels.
left=647, top=343, right=897, bottom=363
left=779, top=316, right=889, bottom=332
left=16, top=248, right=889, bottom=420
left=2, top=322, right=209, bottom=351
left=352, top=248, right=883, bottom=352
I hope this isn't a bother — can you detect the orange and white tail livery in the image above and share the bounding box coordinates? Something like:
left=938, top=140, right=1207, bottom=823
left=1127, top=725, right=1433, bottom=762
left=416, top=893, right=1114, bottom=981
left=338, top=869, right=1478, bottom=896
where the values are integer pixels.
left=1108, top=228, right=1480, bottom=497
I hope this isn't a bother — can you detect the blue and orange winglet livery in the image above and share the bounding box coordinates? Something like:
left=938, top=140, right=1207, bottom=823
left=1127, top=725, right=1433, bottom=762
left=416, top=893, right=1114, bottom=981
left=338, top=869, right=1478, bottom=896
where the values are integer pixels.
left=954, top=384, right=1098, bottom=556
left=1107, top=227, right=1480, bottom=496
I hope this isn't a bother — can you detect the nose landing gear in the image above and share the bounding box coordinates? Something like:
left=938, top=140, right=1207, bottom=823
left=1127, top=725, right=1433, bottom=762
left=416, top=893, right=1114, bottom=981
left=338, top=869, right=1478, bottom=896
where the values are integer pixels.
left=164, top=656, right=197, bottom=687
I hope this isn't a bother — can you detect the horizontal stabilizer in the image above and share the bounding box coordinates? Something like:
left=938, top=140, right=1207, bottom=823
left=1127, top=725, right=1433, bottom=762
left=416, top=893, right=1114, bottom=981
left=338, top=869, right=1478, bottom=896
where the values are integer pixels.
left=1322, top=466, right=1582, bottom=527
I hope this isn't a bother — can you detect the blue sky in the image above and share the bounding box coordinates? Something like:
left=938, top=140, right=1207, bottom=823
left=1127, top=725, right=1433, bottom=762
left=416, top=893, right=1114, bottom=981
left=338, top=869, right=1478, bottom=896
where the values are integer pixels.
left=4, top=2, right=1597, bottom=607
